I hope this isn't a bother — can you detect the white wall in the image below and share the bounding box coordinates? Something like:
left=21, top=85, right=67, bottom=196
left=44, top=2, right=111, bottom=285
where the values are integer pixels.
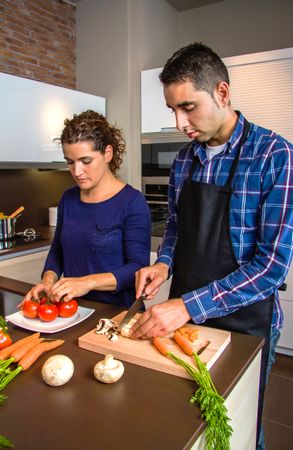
left=76, top=0, right=129, bottom=181
left=178, top=0, right=293, bottom=57
left=141, top=0, right=178, bottom=70
left=76, top=0, right=178, bottom=189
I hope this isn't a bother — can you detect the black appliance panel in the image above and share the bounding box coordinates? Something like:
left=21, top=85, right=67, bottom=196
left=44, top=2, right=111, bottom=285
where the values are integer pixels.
left=142, top=142, right=186, bottom=177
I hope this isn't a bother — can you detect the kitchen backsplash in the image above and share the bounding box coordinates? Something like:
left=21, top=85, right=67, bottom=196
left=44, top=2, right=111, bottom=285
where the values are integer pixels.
left=0, top=169, right=74, bottom=230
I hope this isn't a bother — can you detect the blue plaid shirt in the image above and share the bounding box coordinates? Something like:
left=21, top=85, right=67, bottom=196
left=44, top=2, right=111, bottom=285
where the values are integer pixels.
left=157, top=112, right=293, bottom=329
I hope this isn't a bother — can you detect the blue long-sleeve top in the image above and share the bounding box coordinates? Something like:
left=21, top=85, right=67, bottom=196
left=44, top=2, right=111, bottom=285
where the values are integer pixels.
left=157, top=112, right=293, bottom=329
left=43, top=184, right=151, bottom=308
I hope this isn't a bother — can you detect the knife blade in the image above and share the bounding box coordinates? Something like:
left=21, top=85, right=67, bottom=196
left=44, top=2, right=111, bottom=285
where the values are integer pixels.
left=117, top=293, right=146, bottom=332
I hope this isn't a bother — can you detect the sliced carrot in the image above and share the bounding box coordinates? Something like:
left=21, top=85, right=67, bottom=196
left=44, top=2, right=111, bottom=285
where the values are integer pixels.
left=0, top=332, right=40, bottom=360
left=10, top=337, right=44, bottom=363
left=18, top=339, right=65, bottom=371
left=153, top=336, right=174, bottom=356
left=173, top=331, right=194, bottom=356
left=176, top=326, right=199, bottom=342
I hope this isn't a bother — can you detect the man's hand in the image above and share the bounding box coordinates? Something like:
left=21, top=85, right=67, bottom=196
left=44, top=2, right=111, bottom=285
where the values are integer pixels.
left=130, top=298, right=191, bottom=339
left=135, top=262, right=169, bottom=300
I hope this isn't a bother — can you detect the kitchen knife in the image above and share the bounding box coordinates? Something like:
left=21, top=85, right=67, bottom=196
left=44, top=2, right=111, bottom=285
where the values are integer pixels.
left=117, top=293, right=146, bottom=332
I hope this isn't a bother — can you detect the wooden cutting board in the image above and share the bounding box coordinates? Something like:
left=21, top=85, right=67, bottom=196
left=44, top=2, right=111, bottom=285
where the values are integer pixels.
left=78, top=311, right=231, bottom=380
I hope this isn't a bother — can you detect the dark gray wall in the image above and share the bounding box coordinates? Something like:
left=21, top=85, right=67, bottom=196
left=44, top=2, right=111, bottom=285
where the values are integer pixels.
left=178, top=0, right=293, bottom=57
left=0, top=170, right=74, bottom=231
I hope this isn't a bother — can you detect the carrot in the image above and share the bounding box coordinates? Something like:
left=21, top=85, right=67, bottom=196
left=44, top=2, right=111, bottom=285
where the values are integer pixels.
left=18, top=339, right=65, bottom=371
left=153, top=336, right=174, bottom=356
left=0, top=332, right=40, bottom=360
left=176, top=326, right=199, bottom=342
left=10, top=337, right=44, bottom=363
left=173, top=331, right=194, bottom=356
left=153, top=333, right=232, bottom=449
left=0, top=339, right=65, bottom=391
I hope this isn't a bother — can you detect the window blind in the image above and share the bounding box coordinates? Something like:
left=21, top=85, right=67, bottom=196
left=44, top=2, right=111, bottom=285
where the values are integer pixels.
left=225, top=51, right=293, bottom=143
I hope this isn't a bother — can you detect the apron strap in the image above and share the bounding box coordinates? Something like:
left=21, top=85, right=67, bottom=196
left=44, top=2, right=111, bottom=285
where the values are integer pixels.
left=225, top=118, right=250, bottom=188
left=187, top=156, right=198, bottom=182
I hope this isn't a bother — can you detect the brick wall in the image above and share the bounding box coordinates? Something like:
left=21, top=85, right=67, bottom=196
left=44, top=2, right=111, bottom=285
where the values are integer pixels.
left=0, top=0, right=76, bottom=89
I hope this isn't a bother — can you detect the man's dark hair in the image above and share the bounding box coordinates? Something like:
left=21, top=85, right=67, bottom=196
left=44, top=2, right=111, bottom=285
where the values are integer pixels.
left=159, top=42, right=229, bottom=97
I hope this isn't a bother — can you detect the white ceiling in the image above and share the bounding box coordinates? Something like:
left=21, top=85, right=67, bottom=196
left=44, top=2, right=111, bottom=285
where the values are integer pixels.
left=66, top=0, right=226, bottom=12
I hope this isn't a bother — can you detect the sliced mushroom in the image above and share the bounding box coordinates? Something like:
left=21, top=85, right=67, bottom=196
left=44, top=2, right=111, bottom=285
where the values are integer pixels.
left=95, top=318, right=119, bottom=341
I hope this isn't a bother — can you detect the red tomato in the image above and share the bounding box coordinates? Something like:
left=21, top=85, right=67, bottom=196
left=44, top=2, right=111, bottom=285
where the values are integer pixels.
left=38, top=303, right=59, bottom=322
left=59, top=300, right=78, bottom=318
left=0, top=331, right=12, bottom=349
left=21, top=300, right=39, bottom=319
left=39, top=297, right=48, bottom=305
left=0, top=316, right=12, bottom=349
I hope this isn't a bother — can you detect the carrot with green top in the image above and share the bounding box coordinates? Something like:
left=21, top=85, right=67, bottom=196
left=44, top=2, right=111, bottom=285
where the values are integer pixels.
left=9, top=337, right=44, bottom=363
left=153, top=334, right=232, bottom=450
left=0, top=332, right=40, bottom=361
left=153, top=336, right=174, bottom=356
left=18, top=339, right=64, bottom=371
left=173, top=331, right=194, bottom=356
left=0, top=339, right=65, bottom=391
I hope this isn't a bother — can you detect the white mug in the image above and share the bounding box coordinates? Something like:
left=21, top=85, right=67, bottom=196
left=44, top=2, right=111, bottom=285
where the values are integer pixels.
left=49, top=207, right=58, bottom=227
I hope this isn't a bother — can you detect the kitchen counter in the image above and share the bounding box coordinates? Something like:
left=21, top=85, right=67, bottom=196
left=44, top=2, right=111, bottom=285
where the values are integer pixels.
left=0, top=279, right=263, bottom=450
left=0, top=226, right=55, bottom=260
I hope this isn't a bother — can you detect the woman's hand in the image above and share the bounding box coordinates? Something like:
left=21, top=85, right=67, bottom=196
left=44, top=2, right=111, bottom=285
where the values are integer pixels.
left=47, top=276, right=92, bottom=302
left=21, top=274, right=56, bottom=306
left=47, top=272, right=117, bottom=302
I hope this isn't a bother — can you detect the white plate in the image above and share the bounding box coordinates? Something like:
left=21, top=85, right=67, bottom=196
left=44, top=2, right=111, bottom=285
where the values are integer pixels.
left=6, top=306, right=95, bottom=333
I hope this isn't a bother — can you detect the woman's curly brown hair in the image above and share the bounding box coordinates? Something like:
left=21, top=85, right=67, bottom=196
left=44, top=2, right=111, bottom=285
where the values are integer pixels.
left=58, top=110, right=126, bottom=174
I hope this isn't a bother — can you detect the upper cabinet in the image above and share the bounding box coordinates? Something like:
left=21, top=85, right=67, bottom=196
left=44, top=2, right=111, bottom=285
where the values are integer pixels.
left=141, top=68, right=176, bottom=133
left=0, top=72, right=106, bottom=163
left=141, top=48, right=293, bottom=144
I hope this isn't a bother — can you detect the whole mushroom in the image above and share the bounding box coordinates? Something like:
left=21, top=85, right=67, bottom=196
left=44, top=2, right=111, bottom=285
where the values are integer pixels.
left=94, top=354, right=124, bottom=383
left=42, top=354, right=74, bottom=387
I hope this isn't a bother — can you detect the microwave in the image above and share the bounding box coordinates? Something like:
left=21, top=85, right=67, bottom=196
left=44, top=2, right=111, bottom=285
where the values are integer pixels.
left=141, top=138, right=188, bottom=177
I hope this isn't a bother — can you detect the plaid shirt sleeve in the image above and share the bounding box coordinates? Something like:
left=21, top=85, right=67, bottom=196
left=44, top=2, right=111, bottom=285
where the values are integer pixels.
left=183, top=135, right=293, bottom=325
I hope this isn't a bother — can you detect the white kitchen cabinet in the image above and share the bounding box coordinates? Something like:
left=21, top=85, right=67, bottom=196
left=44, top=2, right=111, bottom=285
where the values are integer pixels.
left=141, top=68, right=176, bottom=133
left=278, top=299, right=293, bottom=355
left=0, top=250, right=48, bottom=284
left=277, top=263, right=293, bottom=356
left=0, top=72, right=106, bottom=162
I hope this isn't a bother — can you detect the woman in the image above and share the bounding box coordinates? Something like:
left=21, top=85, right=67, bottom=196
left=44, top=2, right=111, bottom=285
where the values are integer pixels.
left=24, top=110, right=151, bottom=307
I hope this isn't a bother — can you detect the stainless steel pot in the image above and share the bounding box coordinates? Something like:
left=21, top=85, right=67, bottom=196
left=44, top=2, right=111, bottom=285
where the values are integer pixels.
left=0, top=218, right=16, bottom=240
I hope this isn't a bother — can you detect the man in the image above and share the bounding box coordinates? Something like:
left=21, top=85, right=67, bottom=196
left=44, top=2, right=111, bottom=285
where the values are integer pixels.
left=133, top=43, right=293, bottom=449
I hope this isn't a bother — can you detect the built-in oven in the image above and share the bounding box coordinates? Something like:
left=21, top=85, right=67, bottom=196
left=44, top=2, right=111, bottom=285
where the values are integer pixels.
left=141, top=132, right=189, bottom=178
left=142, top=177, right=169, bottom=237
left=141, top=133, right=189, bottom=236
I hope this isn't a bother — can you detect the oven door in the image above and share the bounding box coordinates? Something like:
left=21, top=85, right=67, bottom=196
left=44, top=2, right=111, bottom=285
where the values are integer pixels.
left=142, top=142, right=185, bottom=177
left=146, top=200, right=168, bottom=237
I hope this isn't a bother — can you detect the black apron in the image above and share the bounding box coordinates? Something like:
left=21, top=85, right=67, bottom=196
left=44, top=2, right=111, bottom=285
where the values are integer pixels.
left=169, top=118, right=274, bottom=447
